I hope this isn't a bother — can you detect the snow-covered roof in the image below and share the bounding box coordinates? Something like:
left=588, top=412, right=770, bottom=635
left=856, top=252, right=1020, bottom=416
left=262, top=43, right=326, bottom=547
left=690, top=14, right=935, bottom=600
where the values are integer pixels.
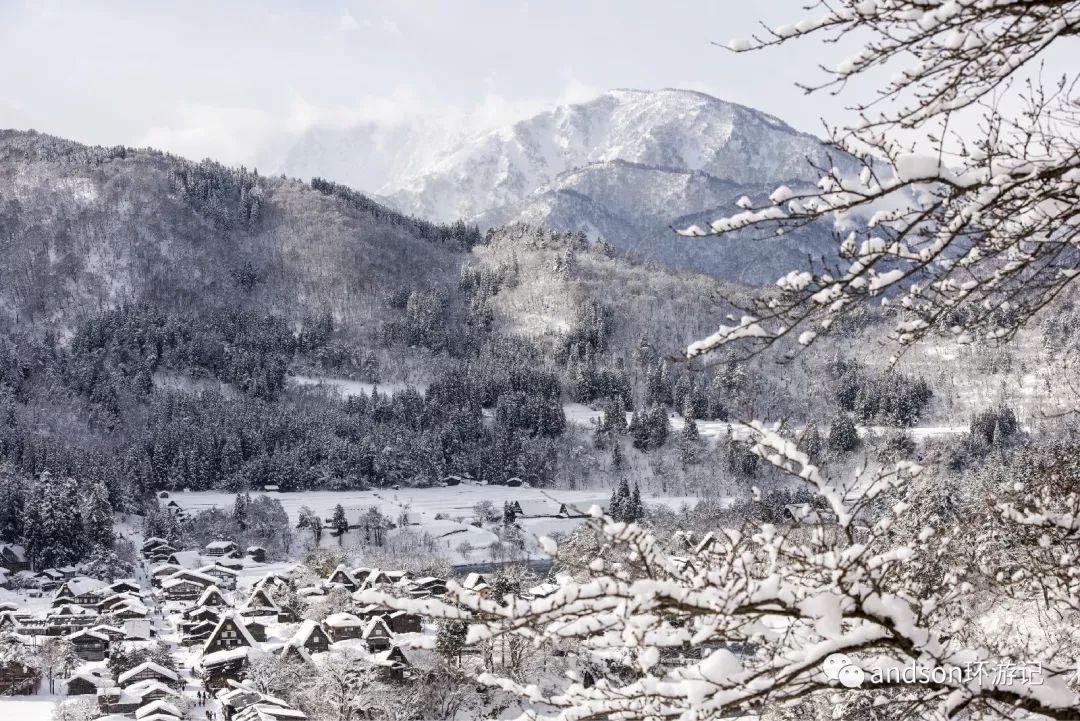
left=199, top=564, right=240, bottom=577
left=203, top=611, right=258, bottom=654
left=136, top=700, right=183, bottom=719
left=167, top=550, right=203, bottom=568
left=242, top=588, right=279, bottom=611
left=196, top=585, right=227, bottom=606
left=150, top=564, right=181, bottom=576
left=57, top=576, right=108, bottom=597
left=0, top=543, right=26, bottom=561
left=68, top=629, right=109, bottom=642
left=206, top=541, right=238, bottom=550
left=168, top=569, right=217, bottom=585
left=323, top=612, right=362, bottom=628
left=289, top=619, right=326, bottom=646
left=68, top=671, right=110, bottom=688
left=124, top=679, right=180, bottom=699
left=135, top=714, right=181, bottom=721
left=202, top=645, right=253, bottom=667
left=527, top=582, right=560, bottom=598
left=361, top=617, right=390, bottom=639
left=117, top=661, right=180, bottom=685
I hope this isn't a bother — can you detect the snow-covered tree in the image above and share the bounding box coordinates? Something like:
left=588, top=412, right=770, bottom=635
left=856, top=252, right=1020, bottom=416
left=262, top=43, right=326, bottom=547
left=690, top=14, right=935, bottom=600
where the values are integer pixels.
left=83, top=481, right=113, bottom=549
left=678, top=1, right=1080, bottom=362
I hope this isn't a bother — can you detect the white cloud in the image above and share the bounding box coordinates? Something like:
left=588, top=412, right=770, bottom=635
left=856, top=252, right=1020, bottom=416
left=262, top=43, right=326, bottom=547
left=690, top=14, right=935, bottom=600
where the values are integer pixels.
left=133, top=78, right=601, bottom=187
left=336, top=10, right=359, bottom=32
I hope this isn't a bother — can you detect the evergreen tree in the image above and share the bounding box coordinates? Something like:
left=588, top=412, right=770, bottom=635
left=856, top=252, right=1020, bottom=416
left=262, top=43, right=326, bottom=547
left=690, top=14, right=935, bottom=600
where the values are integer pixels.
left=828, top=413, right=861, bottom=454
left=610, top=441, right=625, bottom=471
left=331, top=504, right=348, bottom=543
left=84, top=481, right=114, bottom=549
left=435, top=619, right=468, bottom=665
left=629, top=483, right=643, bottom=522
left=799, top=423, right=824, bottom=460
left=232, top=493, right=248, bottom=532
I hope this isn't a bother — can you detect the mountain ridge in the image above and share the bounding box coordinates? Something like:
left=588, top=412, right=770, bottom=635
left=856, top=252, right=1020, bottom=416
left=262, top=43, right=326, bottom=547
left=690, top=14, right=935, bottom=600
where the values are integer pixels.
left=371, top=88, right=850, bottom=284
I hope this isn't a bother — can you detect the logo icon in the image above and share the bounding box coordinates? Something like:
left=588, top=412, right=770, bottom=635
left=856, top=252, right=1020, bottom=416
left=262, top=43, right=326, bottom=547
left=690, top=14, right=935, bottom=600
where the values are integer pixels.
left=823, top=653, right=865, bottom=688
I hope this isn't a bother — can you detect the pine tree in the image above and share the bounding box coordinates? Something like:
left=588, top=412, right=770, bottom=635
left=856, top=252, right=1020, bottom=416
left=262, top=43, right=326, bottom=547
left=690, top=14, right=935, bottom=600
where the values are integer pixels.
left=435, top=619, right=468, bottom=665
left=629, top=483, right=643, bottom=522
left=84, top=481, right=114, bottom=549
left=610, top=441, right=625, bottom=471
left=233, top=493, right=248, bottom=532
left=331, top=504, right=348, bottom=543
left=828, top=414, right=860, bottom=454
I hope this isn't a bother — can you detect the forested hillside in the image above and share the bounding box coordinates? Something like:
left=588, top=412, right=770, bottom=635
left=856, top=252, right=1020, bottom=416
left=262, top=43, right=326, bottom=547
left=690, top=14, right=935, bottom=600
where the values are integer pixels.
left=0, top=131, right=1073, bottom=573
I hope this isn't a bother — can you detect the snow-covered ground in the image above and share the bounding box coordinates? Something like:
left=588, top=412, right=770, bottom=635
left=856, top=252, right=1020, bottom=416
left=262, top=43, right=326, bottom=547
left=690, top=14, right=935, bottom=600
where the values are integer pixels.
left=289, top=375, right=426, bottom=397
left=2, top=696, right=59, bottom=721
left=566, top=403, right=969, bottom=442
left=165, top=486, right=704, bottom=565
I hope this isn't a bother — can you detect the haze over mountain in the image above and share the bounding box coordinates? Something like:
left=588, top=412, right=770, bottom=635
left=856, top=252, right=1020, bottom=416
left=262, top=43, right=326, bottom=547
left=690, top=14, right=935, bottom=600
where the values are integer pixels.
left=279, top=88, right=850, bottom=284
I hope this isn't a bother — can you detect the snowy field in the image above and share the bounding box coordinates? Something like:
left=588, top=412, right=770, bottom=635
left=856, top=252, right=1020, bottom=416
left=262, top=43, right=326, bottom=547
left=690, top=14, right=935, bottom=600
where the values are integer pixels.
left=165, top=486, right=704, bottom=564
left=290, top=374, right=427, bottom=397
left=565, top=403, right=969, bottom=442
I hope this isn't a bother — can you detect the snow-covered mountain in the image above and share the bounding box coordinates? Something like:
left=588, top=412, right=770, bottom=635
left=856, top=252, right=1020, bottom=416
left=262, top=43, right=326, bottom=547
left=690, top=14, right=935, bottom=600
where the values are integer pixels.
left=375, top=89, right=849, bottom=284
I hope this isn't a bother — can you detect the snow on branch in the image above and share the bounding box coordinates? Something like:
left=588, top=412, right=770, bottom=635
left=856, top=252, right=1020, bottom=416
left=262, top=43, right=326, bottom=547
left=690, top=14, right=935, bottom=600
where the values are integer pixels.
left=684, top=1, right=1080, bottom=362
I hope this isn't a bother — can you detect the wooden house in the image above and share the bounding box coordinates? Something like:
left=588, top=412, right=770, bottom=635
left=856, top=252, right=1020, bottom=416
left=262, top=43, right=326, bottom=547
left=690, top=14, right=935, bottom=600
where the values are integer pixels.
left=117, top=662, right=180, bottom=688
left=68, top=629, right=111, bottom=661
left=385, top=610, right=422, bottom=634
left=0, top=544, right=29, bottom=573
left=55, top=577, right=109, bottom=606
left=327, top=565, right=358, bottom=591
left=196, top=585, right=229, bottom=608
left=205, top=541, right=239, bottom=557
left=0, top=658, right=39, bottom=694
left=360, top=617, right=393, bottom=652
left=200, top=647, right=250, bottom=690
left=149, top=564, right=182, bottom=588
left=199, top=564, right=239, bottom=590
left=289, top=620, right=331, bottom=654
left=372, top=646, right=412, bottom=681
left=203, top=612, right=257, bottom=655
left=246, top=547, right=267, bottom=563
left=323, top=612, right=363, bottom=641
left=66, top=670, right=109, bottom=695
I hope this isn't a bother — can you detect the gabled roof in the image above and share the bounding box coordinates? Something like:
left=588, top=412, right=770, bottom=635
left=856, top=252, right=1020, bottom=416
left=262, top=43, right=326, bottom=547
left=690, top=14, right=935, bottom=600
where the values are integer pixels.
left=136, top=700, right=182, bottom=719
left=68, top=670, right=110, bottom=688
left=124, top=679, right=180, bottom=699
left=289, top=619, right=327, bottom=647
left=167, top=550, right=203, bottom=568
left=117, top=661, right=180, bottom=685
left=202, top=611, right=257, bottom=654
left=242, top=588, right=279, bottom=611
left=198, top=564, right=240, bottom=577
left=68, top=629, right=109, bottom=642
left=371, top=646, right=409, bottom=667
left=196, top=585, right=228, bottom=606
left=361, top=617, right=391, bottom=639
left=461, top=573, right=490, bottom=591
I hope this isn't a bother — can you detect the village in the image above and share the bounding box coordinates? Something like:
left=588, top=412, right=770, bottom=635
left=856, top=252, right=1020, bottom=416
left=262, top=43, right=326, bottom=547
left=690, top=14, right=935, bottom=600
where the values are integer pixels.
left=0, top=530, right=570, bottom=721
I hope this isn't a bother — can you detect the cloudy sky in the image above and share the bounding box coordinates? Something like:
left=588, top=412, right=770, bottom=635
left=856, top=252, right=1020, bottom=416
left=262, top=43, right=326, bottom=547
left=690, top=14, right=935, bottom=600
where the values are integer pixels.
left=0, top=1, right=864, bottom=167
